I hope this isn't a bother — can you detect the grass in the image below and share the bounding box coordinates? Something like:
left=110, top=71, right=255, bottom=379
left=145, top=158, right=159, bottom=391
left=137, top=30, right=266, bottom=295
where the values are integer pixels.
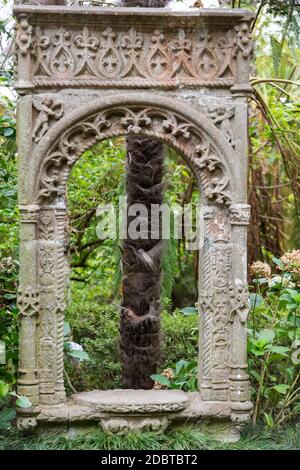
left=1, top=425, right=300, bottom=450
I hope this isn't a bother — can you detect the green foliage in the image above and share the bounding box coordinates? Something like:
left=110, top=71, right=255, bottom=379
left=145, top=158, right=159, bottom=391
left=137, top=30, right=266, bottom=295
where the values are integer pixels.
left=248, top=263, right=300, bottom=427
left=64, top=300, right=121, bottom=391
left=65, top=297, right=198, bottom=392
left=68, top=138, right=126, bottom=300
left=2, top=424, right=300, bottom=451
left=0, top=407, right=16, bottom=432
left=0, top=0, right=299, bottom=443
left=0, top=383, right=16, bottom=434
left=161, top=308, right=198, bottom=366
left=151, top=359, right=198, bottom=392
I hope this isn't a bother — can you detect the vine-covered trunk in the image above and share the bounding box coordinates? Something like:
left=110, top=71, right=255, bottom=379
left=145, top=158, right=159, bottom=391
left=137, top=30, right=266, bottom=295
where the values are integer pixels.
left=120, top=0, right=170, bottom=390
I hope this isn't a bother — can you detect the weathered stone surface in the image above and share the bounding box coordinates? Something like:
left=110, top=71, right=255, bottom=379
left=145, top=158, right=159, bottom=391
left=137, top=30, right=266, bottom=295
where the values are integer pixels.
left=100, top=416, right=169, bottom=435
left=14, top=5, right=253, bottom=436
left=72, top=389, right=189, bottom=413
left=13, top=6, right=253, bottom=92
left=35, top=391, right=251, bottom=439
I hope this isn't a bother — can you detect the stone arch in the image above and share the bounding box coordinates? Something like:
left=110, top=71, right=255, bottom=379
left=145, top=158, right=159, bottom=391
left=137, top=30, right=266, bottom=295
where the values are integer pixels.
left=14, top=4, right=254, bottom=431
left=18, top=91, right=251, bottom=415
left=29, top=92, right=239, bottom=206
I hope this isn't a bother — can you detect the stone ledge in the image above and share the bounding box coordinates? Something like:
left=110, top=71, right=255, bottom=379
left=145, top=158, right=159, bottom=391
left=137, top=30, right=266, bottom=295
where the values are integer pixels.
left=13, top=6, right=254, bottom=23
left=17, top=391, right=251, bottom=439
left=72, top=389, right=189, bottom=414
left=34, top=390, right=246, bottom=423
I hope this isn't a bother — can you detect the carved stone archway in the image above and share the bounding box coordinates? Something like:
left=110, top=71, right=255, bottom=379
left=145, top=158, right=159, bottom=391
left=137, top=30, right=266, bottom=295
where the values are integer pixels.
left=14, top=5, right=253, bottom=437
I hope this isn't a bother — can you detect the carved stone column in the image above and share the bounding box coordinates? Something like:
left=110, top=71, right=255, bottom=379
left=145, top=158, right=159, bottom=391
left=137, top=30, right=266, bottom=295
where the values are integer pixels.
left=229, top=204, right=252, bottom=423
left=54, top=205, right=68, bottom=403
left=199, top=205, right=233, bottom=402
left=18, top=205, right=40, bottom=406
left=231, top=21, right=253, bottom=95
left=14, top=14, right=33, bottom=93
left=37, top=203, right=67, bottom=405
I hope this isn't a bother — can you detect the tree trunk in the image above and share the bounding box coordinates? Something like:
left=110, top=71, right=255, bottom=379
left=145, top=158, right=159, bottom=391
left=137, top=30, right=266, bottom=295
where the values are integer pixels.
left=120, top=0, right=170, bottom=389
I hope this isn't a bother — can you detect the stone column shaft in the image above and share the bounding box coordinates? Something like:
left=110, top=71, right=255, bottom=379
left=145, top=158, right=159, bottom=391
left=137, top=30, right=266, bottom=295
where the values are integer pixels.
left=18, top=205, right=39, bottom=406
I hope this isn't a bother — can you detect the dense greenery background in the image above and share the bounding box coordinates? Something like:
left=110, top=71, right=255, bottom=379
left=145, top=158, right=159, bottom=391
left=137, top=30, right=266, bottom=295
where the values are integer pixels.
left=0, top=0, right=300, bottom=449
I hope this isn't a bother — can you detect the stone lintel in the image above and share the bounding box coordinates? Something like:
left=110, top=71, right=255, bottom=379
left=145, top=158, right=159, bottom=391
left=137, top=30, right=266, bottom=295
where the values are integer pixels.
left=13, top=6, right=254, bottom=24
left=13, top=6, right=253, bottom=93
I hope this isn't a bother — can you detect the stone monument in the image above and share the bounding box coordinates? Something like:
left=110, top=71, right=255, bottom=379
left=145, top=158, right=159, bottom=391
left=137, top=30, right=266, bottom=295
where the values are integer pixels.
left=14, top=4, right=253, bottom=439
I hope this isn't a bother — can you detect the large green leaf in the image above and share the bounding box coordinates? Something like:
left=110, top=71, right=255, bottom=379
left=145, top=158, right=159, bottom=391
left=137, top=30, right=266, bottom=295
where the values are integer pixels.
left=272, top=384, right=290, bottom=395
left=250, top=293, right=263, bottom=309
left=180, top=307, right=198, bottom=316
left=67, top=349, right=90, bottom=361
left=150, top=374, right=170, bottom=387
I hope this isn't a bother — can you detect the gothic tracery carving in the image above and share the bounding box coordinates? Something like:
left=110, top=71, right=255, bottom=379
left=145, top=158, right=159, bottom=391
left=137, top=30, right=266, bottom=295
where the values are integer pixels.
left=14, top=15, right=253, bottom=88
left=35, top=105, right=232, bottom=207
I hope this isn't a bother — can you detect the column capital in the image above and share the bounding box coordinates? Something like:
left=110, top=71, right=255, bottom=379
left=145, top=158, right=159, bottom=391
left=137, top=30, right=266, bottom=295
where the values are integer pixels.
left=229, top=204, right=250, bottom=226
left=19, top=204, right=40, bottom=223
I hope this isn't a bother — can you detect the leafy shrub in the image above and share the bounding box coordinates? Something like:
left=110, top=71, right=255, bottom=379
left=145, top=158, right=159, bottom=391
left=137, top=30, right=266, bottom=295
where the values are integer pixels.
left=152, top=255, right=300, bottom=427
left=0, top=258, right=18, bottom=391
left=151, top=359, right=198, bottom=392
left=65, top=296, right=198, bottom=392
left=0, top=93, right=19, bottom=413
left=248, top=255, right=300, bottom=427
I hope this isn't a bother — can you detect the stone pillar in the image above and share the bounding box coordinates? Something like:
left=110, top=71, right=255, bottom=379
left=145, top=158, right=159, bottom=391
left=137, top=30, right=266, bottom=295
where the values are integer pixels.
left=229, top=204, right=252, bottom=423
left=17, top=205, right=40, bottom=406
left=199, top=205, right=233, bottom=402
left=14, top=14, right=33, bottom=93
left=37, top=203, right=67, bottom=405
left=54, top=205, right=68, bottom=403
left=231, top=21, right=253, bottom=96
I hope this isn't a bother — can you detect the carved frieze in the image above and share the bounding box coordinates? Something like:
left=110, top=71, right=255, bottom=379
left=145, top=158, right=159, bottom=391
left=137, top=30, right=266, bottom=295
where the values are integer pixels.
left=14, top=8, right=254, bottom=89
left=198, top=96, right=236, bottom=147
left=229, top=280, right=250, bottom=324
left=39, top=246, right=55, bottom=287
left=199, top=201, right=250, bottom=403
left=200, top=273, right=250, bottom=401
left=29, top=25, right=237, bottom=85
left=234, top=22, right=253, bottom=59
left=100, top=417, right=168, bottom=435
left=208, top=106, right=235, bottom=147
left=193, top=144, right=230, bottom=205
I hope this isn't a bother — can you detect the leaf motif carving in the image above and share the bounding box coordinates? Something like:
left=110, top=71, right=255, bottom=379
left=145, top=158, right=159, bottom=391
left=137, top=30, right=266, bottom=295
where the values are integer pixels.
left=35, top=105, right=231, bottom=208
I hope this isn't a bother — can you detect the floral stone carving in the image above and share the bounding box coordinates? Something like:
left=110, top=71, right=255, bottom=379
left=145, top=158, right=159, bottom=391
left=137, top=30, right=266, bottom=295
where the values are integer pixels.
left=14, top=7, right=253, bottom=91
left=35, top=101, right=233, bottom=206
left=14, top=5, right=253, bottom=437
